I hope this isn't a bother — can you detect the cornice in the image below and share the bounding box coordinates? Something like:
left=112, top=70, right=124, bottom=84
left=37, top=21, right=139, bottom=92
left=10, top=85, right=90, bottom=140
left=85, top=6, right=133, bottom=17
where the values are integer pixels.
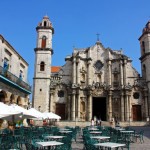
left=34, top=48, right=53, bottom=54
left=139, top=52, right=150, bottom=60
left=36, top=26, right=54, bottom=34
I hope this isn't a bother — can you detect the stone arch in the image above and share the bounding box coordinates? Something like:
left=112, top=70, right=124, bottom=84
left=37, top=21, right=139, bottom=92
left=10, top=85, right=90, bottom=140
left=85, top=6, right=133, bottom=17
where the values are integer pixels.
left=41, top=36, right=46, bottom=48
left=16, top=96, right=22, bottom=106
left=44, top=21, right=47, bottom=27
left=0, top=90, right=7, bottom=103
left=40, top=61, right=45, bottom=71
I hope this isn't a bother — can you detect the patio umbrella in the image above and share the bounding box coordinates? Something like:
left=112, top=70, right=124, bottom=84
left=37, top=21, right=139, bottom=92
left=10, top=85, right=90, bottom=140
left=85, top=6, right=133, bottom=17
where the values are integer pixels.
left=43, top=112, right=61, bottom=120
left=28, top=108, right=47, bottom=120
left=0, top=102, right=24, bottom=126
left=8, top=104, right=38, bottom=121
left=1, top=104, right=38, bottom=122
left=0, top=102, right=21, bottom=118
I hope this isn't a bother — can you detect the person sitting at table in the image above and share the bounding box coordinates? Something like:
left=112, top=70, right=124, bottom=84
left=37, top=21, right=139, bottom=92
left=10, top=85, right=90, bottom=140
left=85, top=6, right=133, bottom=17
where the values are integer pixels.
left=29, top=119, right=34, bottom=127
left=43, top=120, right=47, bottom=126
left=15, top=123, right=19, bottom=127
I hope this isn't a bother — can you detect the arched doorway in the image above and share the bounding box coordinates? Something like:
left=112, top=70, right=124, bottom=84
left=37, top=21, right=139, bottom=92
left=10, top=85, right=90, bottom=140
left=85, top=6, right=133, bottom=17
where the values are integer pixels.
left=0, top=91, right=6, bottom=103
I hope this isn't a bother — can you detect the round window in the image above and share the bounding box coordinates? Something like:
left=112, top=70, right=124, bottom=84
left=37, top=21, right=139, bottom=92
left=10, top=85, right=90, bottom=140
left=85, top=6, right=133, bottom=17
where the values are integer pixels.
left=133, top=92, right=140, bottom=99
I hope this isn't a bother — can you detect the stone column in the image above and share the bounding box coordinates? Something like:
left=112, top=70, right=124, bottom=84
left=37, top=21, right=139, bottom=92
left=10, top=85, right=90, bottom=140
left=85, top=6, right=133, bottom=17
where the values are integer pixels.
left=123, top=59, right=127, bottom=86
left=77, top=93, right=80, bottom=121
left=144, top=90, right=149, bottom=119
left=87, top=47, right=91, bottom=85
left=49, top=91, right=54, bottom=112
left=76, top=58, right=80, bottom=85
left=120, top=60, right=123, bottom=88
left=71, top=90, right=76, bottom=121
left=87, top=90, right=92, bottom=121
left=108, top=91, right=112, bottom=121
left=108, top=60, right=112, bottom=86
left=5, top=91, right=11, bottom=104
left=72, top=57, right=76, bottom=84
left=68, top=94, right=71, bottom=120
left=128, top=94, right=131, bottom=122
left=87, top=61, right=91, bottom=86
left=120, top=92, right=124, bottom=121
left=14, top=95, right=18, bottom=104
left=125, top=93, right=129, bottom=121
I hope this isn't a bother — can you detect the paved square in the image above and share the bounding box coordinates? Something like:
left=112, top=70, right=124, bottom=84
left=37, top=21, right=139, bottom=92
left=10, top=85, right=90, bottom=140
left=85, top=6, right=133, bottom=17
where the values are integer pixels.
left=72, top=126, right=150, bottom=150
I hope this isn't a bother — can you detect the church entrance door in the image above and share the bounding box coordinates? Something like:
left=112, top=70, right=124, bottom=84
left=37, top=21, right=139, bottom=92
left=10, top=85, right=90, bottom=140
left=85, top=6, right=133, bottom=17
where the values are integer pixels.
left=56, top=104, right=65, bottom=120
left=92, top=97, right=106, bottom=121
left=132, top=105, right=142, bottom=121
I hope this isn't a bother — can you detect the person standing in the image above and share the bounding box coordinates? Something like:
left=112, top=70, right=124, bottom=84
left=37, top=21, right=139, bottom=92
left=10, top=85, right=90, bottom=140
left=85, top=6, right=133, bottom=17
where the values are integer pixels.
left=99, top=118, right=102, bottom=126
left=91, top=119, right=94, bottom=127
left=97, top=118, right=102, bottom=126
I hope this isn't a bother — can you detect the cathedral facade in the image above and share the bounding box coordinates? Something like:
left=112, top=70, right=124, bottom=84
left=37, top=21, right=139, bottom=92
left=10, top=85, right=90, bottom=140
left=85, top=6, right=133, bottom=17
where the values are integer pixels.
left=33, top=16, right=150, bottom=123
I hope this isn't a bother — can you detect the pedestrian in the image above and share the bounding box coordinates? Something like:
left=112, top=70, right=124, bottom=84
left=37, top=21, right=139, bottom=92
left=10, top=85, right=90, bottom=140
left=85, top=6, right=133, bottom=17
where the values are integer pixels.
left=91, top=119, right=94, bottom=127
left=97, top=119, right=99, bottom=126
left=110, top=118, right=114, bottom=127
left=99, top=118, right=102, bottom=126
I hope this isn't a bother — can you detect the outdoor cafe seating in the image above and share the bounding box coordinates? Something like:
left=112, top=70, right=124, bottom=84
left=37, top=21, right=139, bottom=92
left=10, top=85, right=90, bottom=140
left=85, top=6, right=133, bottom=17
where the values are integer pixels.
left=82, top=125, right=144, bottom=150
left=0, top=125, right=80, bottom=149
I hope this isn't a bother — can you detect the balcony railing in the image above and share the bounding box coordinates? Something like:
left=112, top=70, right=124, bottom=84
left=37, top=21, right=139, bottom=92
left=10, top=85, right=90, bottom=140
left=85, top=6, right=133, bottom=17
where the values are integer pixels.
left=0, top=66, right=31, bottom=92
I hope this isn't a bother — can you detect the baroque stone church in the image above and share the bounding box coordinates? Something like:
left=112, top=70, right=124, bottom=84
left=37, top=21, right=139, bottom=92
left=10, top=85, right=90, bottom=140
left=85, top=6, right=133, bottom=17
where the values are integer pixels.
left=33, top=16, right=150, bottom=123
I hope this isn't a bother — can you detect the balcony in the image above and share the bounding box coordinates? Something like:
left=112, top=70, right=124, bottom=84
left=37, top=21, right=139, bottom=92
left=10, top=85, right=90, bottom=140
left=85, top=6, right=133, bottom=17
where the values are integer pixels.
left=0, top=66, right=31, bottom=94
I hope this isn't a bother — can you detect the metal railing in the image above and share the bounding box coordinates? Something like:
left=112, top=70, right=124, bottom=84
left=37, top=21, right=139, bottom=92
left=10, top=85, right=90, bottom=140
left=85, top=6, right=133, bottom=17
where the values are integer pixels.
left=0, top=66, right=31, bottom=91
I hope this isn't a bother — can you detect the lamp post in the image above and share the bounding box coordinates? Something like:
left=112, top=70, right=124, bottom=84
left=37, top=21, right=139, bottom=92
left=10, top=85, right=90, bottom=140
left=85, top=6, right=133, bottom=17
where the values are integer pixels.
left=38, top=106, right=41, bottom=112
left=27, top=101, right=32, bottom=110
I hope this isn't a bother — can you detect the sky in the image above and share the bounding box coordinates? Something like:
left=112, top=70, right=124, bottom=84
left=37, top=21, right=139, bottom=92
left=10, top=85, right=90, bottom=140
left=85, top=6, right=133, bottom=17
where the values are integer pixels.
left=0, top=0, right=149, bottom=96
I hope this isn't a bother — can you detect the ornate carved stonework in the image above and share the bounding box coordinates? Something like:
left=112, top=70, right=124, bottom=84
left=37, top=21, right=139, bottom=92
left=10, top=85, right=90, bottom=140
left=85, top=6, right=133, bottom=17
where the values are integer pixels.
left=92, top=89, right=104, bottom=97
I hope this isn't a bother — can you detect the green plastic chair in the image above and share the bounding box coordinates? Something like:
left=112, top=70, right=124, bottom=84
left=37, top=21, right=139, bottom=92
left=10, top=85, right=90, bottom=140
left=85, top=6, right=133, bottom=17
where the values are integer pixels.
left=134, top=130, right=144, bottom=143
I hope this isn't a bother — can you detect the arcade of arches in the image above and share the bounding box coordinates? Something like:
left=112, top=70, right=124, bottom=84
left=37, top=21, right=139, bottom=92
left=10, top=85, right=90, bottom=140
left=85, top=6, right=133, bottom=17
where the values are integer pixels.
left=0, top=90, right=29, bottom=108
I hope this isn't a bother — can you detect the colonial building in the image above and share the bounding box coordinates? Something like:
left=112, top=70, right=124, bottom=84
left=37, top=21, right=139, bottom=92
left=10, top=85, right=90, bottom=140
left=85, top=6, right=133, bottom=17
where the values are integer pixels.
left=33, top=16, right=150, bottom=123
left=0, top=35, right=31, bottom=108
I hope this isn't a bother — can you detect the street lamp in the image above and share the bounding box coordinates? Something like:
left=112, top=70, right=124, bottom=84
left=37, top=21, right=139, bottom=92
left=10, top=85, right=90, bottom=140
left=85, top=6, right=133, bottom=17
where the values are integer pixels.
left=38, top=106, right=41, bottom=111
left=27, top=101, right=32, bottom=110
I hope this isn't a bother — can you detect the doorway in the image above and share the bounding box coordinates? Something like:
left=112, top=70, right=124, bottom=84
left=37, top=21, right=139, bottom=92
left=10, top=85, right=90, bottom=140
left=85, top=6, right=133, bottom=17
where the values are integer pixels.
left=56, top=103, right=65, bottom=120
left=132, top=105, right=142, bottom=121
left=93, top=97, right=106, bottom=121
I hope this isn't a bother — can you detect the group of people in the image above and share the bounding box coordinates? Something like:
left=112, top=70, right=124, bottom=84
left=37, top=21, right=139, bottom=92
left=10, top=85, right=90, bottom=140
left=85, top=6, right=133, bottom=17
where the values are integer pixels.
left=91, top=118, right=102, bottom=126
left=91, top=117, right=120, bottom=127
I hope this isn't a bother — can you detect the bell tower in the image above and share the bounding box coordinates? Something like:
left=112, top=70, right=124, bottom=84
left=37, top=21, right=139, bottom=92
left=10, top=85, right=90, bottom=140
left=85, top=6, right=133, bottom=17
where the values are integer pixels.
left=32, top=16, right=54, bottom=112
left=139, top=21, right=150, bottom=118
left=139, top=21, right=150, bottom=82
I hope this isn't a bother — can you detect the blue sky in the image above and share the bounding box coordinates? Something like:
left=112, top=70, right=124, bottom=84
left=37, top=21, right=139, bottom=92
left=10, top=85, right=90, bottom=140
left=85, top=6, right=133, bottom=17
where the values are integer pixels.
left=0, top=0, right=149, bottom=90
